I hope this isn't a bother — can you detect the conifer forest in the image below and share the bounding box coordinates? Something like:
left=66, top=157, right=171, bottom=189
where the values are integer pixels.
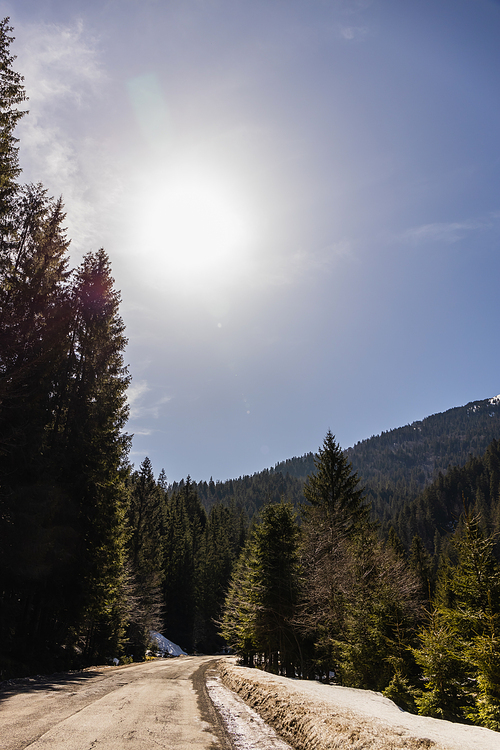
left=1, top=18, right=500, bottom=732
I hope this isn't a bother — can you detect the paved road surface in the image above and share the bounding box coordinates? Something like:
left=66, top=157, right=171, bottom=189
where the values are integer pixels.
left=0, top=656, right=231, bottom=750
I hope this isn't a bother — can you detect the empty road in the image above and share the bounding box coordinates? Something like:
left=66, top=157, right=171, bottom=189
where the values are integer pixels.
left=0, top=656, right=231, bottom=749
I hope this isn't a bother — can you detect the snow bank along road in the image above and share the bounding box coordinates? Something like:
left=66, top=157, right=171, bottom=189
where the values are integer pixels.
left=218, top=659, right=500, bottom=750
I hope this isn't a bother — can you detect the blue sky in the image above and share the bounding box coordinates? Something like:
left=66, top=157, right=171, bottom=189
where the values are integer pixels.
left=6, top=0, right=500, bottom=481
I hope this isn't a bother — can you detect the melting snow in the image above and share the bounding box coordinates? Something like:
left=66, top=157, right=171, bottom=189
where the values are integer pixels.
left=149, top=631, right=186, bottom=656
left=206, top=672, right=293, bottom=750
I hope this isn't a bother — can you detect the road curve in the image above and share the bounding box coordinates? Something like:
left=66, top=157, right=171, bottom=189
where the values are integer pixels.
left=0, top=656, right=232, bottom=750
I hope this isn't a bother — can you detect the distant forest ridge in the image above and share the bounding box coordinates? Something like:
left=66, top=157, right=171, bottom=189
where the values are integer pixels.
left=178, top=395, right=500, bottom=528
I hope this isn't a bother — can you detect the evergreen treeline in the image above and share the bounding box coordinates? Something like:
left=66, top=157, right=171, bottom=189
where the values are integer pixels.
left=124, top=465, right=246, bottom=658
left=391, top=438, right=500, bottom=553
left=172, top=469, right=306, bottom=521
left=220, top=432, right=500, bottom=730
left=349, top=397, right=500, bottom=532
left=221, top=433, right=422, bottom=691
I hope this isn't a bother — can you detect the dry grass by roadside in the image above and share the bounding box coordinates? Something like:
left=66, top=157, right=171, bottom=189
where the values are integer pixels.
left=217, top=660, right=499, bottom=750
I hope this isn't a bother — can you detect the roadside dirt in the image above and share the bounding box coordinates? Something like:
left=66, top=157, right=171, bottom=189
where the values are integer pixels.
left=206, top=665, right=294, bottom=750
left=193, top=658, right=235, bottom=749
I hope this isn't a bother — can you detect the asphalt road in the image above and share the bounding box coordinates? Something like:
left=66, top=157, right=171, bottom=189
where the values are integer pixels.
left=0, top=656, right=232, bottom=750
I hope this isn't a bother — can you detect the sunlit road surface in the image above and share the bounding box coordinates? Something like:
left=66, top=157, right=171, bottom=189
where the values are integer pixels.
left=0, top=656, right=231, bottom=750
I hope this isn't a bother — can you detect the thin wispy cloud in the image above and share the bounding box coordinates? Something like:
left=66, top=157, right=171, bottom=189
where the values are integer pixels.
left=127, top=380, right=150, bottom=410
left=14, top=19, right=120, bottom=257
left=127, top=381, right=172, bottom=421
left=340, top=26, right=368, bottom=41
left=16, top=20, right=103, bottom=105
left=314, top=239, right=355, bottom=267
left=259, top=238, right=355, bottom=288
left=132, top=402, right=172, bottom=421
left=296, top=238, right=355, bottom=275
left=401, top=217, right=498, bottom=245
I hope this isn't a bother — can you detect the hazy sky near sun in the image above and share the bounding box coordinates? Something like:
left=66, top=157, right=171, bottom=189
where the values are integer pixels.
left=5, top=0, right=500, bottom=482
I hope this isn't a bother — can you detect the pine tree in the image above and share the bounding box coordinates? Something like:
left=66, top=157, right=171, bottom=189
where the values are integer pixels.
left=298, top=432, right=422, bottom=689
left=220, top=537, right=257, bottom=664
left=414, top=511, right=500, bottom=726
left=454, top=514, right=500, bottom=729
left=125, top=457, right=165, bottom=658
left=298, top=432, right=370, bottom=680
left=466, top=601, right=500, bottom=731
left=57, top=249, right=131, bottom=662
left=162, top=491, right=195, bottom=650
left=0, top=187, right=74, bottom=673
left=302, top=431, right=369, bottom=534
left=221, top=500, right=302, bottom=674
left=0, top=17, right=27, bottom=241
left=409, top=535, right=434, bottom=600
left=387, top=526, right=407, bottom=560
left=251, top=500, right=302, bottom=675
left=129, top=457, right=164, bottom=573
left=412, top=608, right=468, bottom=720
left=0, top=186, right=71, bottom=446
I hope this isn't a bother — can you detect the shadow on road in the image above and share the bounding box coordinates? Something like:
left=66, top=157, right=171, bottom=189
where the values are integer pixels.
left=0, top=668, right=107, bottom=702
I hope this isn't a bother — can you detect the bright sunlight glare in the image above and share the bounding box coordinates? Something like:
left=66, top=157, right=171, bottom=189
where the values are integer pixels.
left=137, top=163, right=257, bottom=290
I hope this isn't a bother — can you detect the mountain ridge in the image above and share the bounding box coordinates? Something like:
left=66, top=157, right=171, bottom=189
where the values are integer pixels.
left=175, top=395, right=500, bottom=535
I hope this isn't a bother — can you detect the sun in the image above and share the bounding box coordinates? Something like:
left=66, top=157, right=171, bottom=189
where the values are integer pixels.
left=138, top=162, right=256, bottom=288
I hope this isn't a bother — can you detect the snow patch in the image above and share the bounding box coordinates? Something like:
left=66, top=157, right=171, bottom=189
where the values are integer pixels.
left=149, top=631, right=186, bottom=656
left=207, top=672, right=293, bottom=750
left=489, top=394, right=500, bottom=406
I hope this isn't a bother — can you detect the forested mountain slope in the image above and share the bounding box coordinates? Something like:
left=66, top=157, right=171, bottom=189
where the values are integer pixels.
left=180, top=396, right=500, bottom=532
left=391, top=437, right=500, bottom=552
left=348, top=395, right=500, bottom=522
left=183, top=470, right=306, bottom=521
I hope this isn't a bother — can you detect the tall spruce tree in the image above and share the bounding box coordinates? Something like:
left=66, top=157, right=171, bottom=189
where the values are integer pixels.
left=0, top=18, right=27, bottom=242
left=125, top=457, right=165, bottom=658
left=221, top=500, right=302, bottom=675
left=251, top=500, right=302, bottom=675
left=298, top=431, right=370, bottom=680
left=414, top=510, right=500, bottom=727
left=220, top=536, right=257, bottom=664
left=129, top=457, right=164, bottom=573
left=299, top=432, right=421, bottom=689
left=59, top=249, right=131, bottom=661
left=0, top=187, right=74, bottom=674
left=302, top=431, right=369, bottom=534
